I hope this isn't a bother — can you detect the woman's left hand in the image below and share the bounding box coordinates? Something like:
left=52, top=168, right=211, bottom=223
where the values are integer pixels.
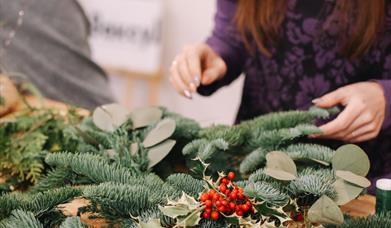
left=311, top=81, right=386, bottom=143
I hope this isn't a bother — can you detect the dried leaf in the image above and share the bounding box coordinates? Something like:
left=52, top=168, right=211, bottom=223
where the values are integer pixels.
left=92, top=103, right=130, bottom=132
left=308, top=195, right=344, bottom=225
left=332, top=144, right=370, bottom=176
left=335, top=170, right=371, bottom=188
left=333, top=178, right=364, bottom=205
left=130, top=107, right=162, bottom=129
left=264, top=168, right=297, bottom=181
left=147, top=140, right=176, bottom=168
left=143, top=119, right=176, bottom=148
left=265, top=151, right=297, bottom=181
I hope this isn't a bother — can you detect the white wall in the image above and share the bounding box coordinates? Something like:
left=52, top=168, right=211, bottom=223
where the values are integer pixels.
left=109, top=0, right=244, bottom=126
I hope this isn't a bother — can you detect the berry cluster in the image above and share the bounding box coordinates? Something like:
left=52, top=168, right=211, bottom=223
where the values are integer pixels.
left=200, top=172, right=254, bottom=221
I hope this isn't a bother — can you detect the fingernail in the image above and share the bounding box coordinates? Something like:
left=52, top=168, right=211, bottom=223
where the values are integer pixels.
left=184, top=90, right=193, bottom=99
left=189, top=83, right=197, bottom=92
left=193, top=76, right=201, bottom=87
left=312, top=98, right=322, bottom=104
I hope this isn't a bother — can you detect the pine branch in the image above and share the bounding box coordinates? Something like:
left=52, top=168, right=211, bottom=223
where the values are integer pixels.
left=162, top=109, right=201, bottom=140
left=240, top=148, right=267, bottom=175
left=282, top=143, right=335, bottom=164
left=244, top=182, right=289, bottom=206
left=199, top=125, right=246, bottom=147
left=287, top=168, right=336, bottom=200
left=59, top=217, right=86, bottom=228
left=0, top=210, right=43, bottom=228
left=166, top=174, right=205, bottom=198
left=82, top=182, right=156, bottom=220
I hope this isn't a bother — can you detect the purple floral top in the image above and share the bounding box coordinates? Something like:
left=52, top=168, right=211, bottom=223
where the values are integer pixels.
left=198, top=0, right=391, bottom=188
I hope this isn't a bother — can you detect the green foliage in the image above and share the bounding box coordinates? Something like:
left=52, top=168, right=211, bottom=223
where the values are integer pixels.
left=282, top=144, right=335, bottom=164
left=287, top=168, right=336, bottom=200
left=240, top=148, right=267, bottom=175
left=165, top=174, right=205, bottom=198
left=244, top=182, right=289, bottom=206
left=0, top=108, right=83, bottom=186
left=162, top=109, right=201, bottom=140
left=59, top=217, right=86, bottom=228
left=0, top=210, right=43, bottom=228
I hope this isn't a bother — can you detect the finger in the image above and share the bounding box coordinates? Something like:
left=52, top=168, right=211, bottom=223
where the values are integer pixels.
left=313, top=88, right=346, bottom=107
left=170, top=63, right=192, bottom=99
left=185, top=48, right=202, bottom=88
left=201, top=57, right=226, bottom=85
left=317, top=103, right=362, bottom=138
left=345, top=116, right=382, bottom=142
left=349, top=131, right=379, bottom=143
left=332, top=111, right=374, bottom=139
left=176, top=55, right=196, bottom=92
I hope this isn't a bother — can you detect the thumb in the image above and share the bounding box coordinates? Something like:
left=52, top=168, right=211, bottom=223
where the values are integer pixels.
left=313, top=89, right=346, bottom=107
left=201, top=57, right=227, bottom=85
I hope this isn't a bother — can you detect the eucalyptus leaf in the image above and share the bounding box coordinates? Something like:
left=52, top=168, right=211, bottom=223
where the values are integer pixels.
left=92, top=103, right=130, bottom=132
left=130, top=107, right=163, bottom=129
left=310, top=158, right=330, bottom=166
left=130, top=143, right=139, bottom=156
left=266, top=151, right=297, bottom=176
left=335, top=170, right=371, bottom=188
left=308, top=195, right=344, bottom=225
left=333, top=178, right=364, bottom=205
left=264, top=168, right=297, bottom=181
left=332, top=144, right=370, bottom=176
left=148, top=140, right=176, bottom=168
left=143, top=119, right=176, bottom=148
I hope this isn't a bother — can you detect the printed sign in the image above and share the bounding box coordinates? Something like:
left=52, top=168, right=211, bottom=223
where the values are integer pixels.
left=79, top=0, right=163, bottom=74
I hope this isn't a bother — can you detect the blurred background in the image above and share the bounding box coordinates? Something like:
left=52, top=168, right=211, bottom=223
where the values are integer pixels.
left=79, top=0, right=244, bottom=126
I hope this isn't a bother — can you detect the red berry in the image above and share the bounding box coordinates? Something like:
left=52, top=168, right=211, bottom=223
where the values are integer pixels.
left=236, top=210, right=243, bottom=216
left=213, top=193, right=220, bottom=201
left=238, top=193, right=245, bottom=200
left=203, top=212, right=210, bottom=219
left=241, top=204, right=250, bottom=212
left=229, top=192, right=238, bottom=200
left=219, top=184, right=227, bottom=192
left=296, top=212, right=304, bottom=222
left=225, top=189, right=231, bottom=196
left=227, top=172, right=235, bottom=180
left=221, top=178, right=228, bottom=184
left=229, top=202, right=236, bottom=210
left=215, top=200, right=222, bottom=207
left=218, top=206, right=226, bottom=212
left=211, top=211, right=219, bottom=221
left=209, top=189, right=216, bottom=195
left=205, top=208, right=212, bottom=214
left=205, top=200, right=213, bottom=208
left=200, top=193, right=209, bottom=202
left=222, top=200, right=228, bottom=206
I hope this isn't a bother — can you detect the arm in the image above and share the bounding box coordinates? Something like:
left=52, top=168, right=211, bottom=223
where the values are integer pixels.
left=197, top=0, right=247, bottom=96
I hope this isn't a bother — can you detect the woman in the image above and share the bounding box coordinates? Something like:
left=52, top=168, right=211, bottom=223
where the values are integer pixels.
left=170, top=0, right=391, bottom=187
left=0, top=0, right=113, bottom=109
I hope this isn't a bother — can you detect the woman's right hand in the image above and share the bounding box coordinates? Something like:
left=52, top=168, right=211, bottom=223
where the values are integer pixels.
left=169, top=43, right=227, bottom=99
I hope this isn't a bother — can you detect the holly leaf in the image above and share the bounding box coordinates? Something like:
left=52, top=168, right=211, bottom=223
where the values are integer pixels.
left=308, top=195, right=344, bottom=225
left=138, top=219, right=164, bottom=228
left=130, top=107, right=162, bottom=129
left=147, top=140, right=176, bottom=168
left=159, top=204, right=191, bottom=218
left=332, top=144, right=370, bottom=176
left=335, top=170, right=371, bottom=188
left=92, top=103, right=130, bottom=132
left=333, top=178, right=364, bottom=205
left=176, top=208, right=203, bottom=228
left=143, top=119, right=176, bottom=148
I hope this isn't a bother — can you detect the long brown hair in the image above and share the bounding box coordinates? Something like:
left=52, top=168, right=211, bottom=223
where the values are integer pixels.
left=235, top=0, right=385, bottom=59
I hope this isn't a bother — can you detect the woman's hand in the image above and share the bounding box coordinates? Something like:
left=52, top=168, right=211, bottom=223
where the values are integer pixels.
left=312, top=82, right=386, bottom=143
left=169, top=43, right=227, bottom=99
